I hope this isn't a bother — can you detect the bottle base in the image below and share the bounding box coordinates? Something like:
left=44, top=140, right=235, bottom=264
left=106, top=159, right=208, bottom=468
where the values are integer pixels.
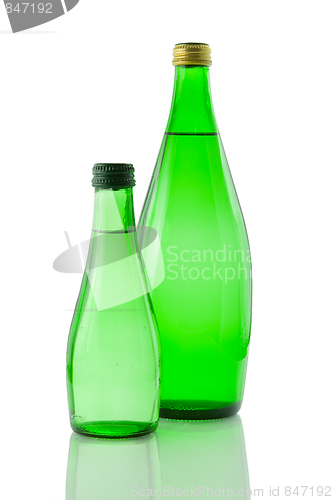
left=70, top=420, right=158, bottom=439
left=160, top=400, right=242, bottom=420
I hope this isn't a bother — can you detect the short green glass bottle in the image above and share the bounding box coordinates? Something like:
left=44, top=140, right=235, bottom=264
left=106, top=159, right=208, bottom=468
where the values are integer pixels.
left=66, top=164, right=161, bottom=438
left=139, top=43, right=252, bottom=419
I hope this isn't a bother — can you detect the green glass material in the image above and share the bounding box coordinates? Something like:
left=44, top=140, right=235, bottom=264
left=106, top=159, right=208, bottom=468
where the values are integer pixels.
left=139, top=65, right=252, bottom=419
left=67, top=185, right=161, bottom=438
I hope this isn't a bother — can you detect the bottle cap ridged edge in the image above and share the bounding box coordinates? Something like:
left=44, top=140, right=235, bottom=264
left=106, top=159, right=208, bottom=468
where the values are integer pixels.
left=172, top=43, right=212, bottom=67
left=92, top=163, right=135, bottom=188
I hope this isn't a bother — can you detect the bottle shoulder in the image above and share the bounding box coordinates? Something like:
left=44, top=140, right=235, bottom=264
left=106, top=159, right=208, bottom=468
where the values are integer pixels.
left=139, top=133, right=251, bottom=256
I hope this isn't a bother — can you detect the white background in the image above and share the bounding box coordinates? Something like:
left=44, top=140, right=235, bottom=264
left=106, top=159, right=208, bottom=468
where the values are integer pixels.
left=1, top=1, right=332, bottom=499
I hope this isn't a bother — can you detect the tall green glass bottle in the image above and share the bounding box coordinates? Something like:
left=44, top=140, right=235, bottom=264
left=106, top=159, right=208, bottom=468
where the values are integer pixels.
left=67, top=164, right=161, bottom=438
left=139, top=44, right=252, bottom=419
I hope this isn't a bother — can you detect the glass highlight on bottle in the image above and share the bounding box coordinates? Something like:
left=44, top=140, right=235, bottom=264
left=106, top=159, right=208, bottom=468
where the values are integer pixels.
left=139, top=43, right=252, bottom=419
left=66, top=164, right=161, bottom=438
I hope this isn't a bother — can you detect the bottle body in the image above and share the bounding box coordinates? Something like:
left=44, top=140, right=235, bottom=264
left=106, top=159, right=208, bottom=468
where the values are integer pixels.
left=67, top=184, right=161, bottom=437
left=139, top=64, right=252, bottom=419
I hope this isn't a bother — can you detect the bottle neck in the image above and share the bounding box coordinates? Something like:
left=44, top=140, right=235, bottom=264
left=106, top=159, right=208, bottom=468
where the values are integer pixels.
left=92, top=188, right=135, bottom=232
left=165, top=65, right=218, bottom=134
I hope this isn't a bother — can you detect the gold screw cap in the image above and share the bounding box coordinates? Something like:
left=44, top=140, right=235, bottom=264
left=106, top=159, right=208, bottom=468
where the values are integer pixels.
left=172, top=43, right=212, bottom=67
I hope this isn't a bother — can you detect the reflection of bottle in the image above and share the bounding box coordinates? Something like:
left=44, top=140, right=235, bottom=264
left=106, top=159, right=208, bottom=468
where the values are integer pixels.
left=66, top=164, right=160, bottom=438
left=139, top=43, right=252, bottom=419
left=157, top=416, right=250, bottom=499
left=66, top=431, right=160, bottom=500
